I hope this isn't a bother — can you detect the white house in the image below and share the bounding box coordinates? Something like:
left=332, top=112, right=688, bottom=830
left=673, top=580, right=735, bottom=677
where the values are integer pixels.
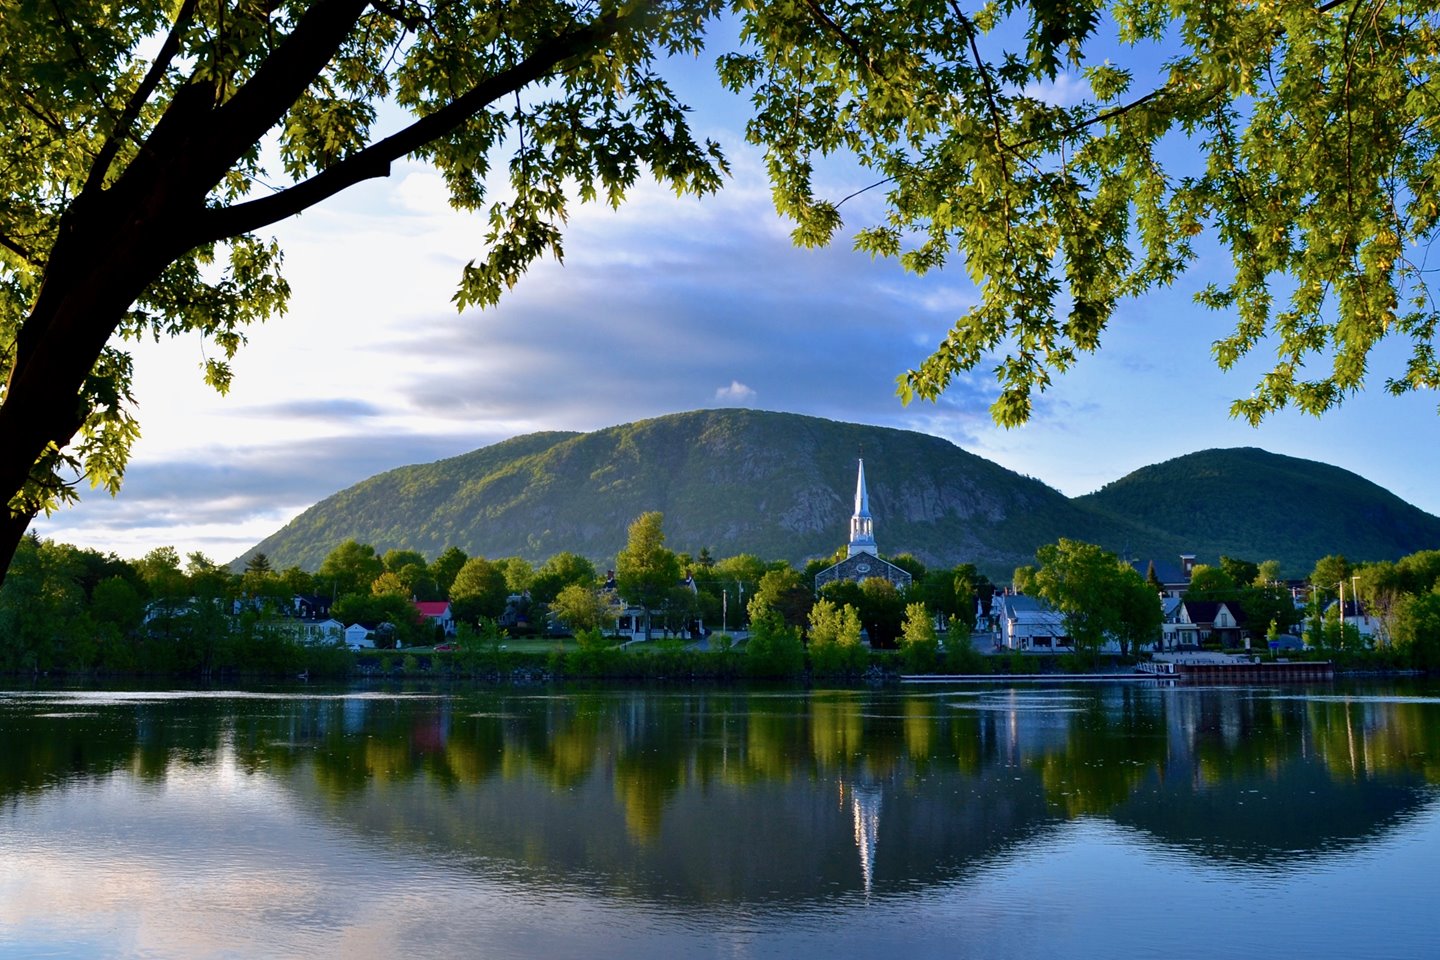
left=1322, top=599, right=1381, bottom=643
left=295, top=618, right=345, bottom=645
left=344, top=623, right=374, bottom=649
left=991, top=593, right=1073, bottom=651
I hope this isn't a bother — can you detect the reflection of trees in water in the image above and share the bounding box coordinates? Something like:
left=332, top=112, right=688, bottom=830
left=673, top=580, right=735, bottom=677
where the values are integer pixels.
left=4, top=684, right=1440, bottom=895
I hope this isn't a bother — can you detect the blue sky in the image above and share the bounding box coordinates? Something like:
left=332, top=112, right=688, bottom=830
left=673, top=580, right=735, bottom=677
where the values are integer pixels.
left=28, top=37, right=1440, bottom=564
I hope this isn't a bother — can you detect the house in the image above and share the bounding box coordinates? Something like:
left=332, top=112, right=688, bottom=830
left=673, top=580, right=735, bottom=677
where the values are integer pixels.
left=414, top=600, right=455, bottom=636
left=295, top=618, right=345, bottom=645
left=1129, top=554, right=1199, bottom=598
left=345, top=623, right=375, bottom=649
left=293, top=594, right=334, bottom=619
left=603, top=573, right=702, bottom=641
left=1157, top=596, right=1185, bottom=650
left=813, top=458, right=913, bottom=593
left=1323, top=598, right=1380, bottom=642
left=1174, top=600, right=1250, bottom=648
left=990, top=593, right=1073, bottom=651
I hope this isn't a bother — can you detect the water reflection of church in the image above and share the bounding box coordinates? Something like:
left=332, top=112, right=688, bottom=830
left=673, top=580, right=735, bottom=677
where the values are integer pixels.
left=842, top=780, right=883, bottom=897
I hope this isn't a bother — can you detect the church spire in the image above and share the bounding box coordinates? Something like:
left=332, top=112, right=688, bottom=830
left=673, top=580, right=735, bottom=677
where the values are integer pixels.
left=848, top=457, right=877, bottom=557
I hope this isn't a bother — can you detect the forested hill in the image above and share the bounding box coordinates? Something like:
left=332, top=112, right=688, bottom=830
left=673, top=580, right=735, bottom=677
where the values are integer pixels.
left=237, top=409, right=1174, bottom=577
left=1074, top=447, right=1440, bottom=575
left=236, top=412, right=1438, bottom=579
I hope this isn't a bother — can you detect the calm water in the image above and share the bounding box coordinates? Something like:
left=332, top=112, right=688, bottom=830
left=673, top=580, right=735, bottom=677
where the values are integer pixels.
left=2, top=681, right=1438, bottom=959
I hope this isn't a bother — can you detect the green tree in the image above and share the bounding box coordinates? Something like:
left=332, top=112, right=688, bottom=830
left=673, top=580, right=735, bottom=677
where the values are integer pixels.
left=549, top=582, right=621, bottom=635
left=10, top=2, right=1440, bottom=583
left=134, top=546, right=186, bottom=601
left=530, top=551, right=597, bottom=604
left=1392, top=590, right=1440, bottom=670
left=807, top=598, right=865, bottom=675
left=615, top=512, right=681, bottom=641
left=0, top=536, right=85, bottom=671
left=1218, top=556, right=1259, bottom=590
left=857, top=577, right=907, bottom=649
left=889, top=553, right=928, bottom=584
left=500, top=557, right=535, bottom=596
left=1185, top=565, right=1237, bottom=598
left=749, top=566, right=812, bottom=629
left=1254, top=560, right=1283, bottom=587
left=382, top=549, right=428, bottom=574
left=1310, top=555, right=1352, bottom=602
left=91, top=575, right=145, bottom=635
left=923, top=563, right=990, bottom=633
left=898, top=602, right=939, bottom=673
left=429, top=547, right=470, bottom=598
left=744, top=605, right=804, bottom=678
left=1145, top=561, right=1163, bottom=595
left=185, top=552, right=231, bottom=601
left=1396, top=550, right=1440, bottom=596
left=1030, top=539, right=1128, bottom=659
left=449, top=557, right=509, bottom=624
left=278, top=565, right=316, bottom=598
left=1112, top=569, right=1163, bottom=658
left=318, top=540, right=384, bottom=599
left=370, top=570, right=409, bottom=597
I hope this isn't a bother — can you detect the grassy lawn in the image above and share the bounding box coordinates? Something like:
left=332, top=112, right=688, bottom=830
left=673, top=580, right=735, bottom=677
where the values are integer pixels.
left=498, top=638, right=581, bottom=654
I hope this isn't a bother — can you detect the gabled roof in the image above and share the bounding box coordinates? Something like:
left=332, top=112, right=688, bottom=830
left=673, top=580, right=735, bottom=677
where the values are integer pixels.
left=1180, top=600, right=1248, bottom=626
left=997, top=593, right=1065, bottom=620
left=414, top=601, right=452, bottom=618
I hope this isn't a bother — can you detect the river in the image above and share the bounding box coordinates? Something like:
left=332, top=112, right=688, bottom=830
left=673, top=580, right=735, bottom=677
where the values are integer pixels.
left=2, top=681, right=1437, bottom=958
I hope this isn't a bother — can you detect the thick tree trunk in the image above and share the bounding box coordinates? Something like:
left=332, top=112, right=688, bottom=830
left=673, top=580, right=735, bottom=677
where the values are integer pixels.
left=0, top=206, right=178, bottom=587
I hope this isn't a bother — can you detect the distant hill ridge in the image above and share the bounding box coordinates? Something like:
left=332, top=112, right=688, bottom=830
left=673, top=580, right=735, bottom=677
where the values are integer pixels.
left=237, top=410, right=1440, bottom=579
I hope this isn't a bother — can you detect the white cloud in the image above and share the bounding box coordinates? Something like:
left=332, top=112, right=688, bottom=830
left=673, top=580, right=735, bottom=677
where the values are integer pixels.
left=1023, top=72, right=1092, bottom=107
left=714, top=381, right=757, bottom=404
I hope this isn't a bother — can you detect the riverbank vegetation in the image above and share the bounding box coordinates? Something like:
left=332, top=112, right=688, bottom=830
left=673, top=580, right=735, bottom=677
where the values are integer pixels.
left=3, top=518, right=1439, bottom=680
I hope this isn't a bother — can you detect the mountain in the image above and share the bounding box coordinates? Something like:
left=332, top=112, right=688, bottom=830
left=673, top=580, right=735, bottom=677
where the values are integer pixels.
left=1074, top=447, right=1440, bottom=576
left=238, top=409, right=1179, bottom=578
left=237, top=413, right=1440, bottom=580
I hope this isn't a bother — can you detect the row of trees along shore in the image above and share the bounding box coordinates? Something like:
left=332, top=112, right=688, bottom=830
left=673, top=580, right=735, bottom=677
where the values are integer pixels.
left=4, top=512, right=1440, bottom=677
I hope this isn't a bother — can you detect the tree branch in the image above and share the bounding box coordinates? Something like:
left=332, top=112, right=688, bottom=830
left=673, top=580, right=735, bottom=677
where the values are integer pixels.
left=800, top=0, right=871, bottom=71
left=0, top=231, right=36, bottom=265
left=193, top=0, right=375, bottom=188
left=83, top=0, right=201, bottom=197
left=194, top=7, right=643, bottom=243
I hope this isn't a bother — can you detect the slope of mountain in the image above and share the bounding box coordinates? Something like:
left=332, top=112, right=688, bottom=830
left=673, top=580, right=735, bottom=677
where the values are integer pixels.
left=1074, top=447, right=1440, bottom=575
left=239, top=409, right=1178, bottom=577
left=238, top=414, right=1439, bottom=579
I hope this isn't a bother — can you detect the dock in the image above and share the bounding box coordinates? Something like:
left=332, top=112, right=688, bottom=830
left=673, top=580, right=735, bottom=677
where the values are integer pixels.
left=1138, top=656, right=1334, bottom=682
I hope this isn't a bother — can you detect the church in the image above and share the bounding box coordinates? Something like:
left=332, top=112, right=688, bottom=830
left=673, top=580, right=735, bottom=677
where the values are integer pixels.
left=813, top=458, right=913, bottom=592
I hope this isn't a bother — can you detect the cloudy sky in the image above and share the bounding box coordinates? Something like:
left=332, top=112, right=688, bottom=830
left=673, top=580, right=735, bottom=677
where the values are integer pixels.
left=28, top=42, right=1440, bottom=565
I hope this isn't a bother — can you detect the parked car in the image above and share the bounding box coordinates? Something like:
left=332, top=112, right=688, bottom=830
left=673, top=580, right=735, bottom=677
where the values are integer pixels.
left=434, top=642, right=457, bottom=652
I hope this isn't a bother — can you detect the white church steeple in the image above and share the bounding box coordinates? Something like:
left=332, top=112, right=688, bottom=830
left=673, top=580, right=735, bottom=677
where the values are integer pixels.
left=847, top=458, right=877, bottom=557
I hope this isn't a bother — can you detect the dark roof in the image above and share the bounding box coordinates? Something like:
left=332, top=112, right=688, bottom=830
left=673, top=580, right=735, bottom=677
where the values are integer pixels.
left=1132, top=559, right=1189, bottom=585
left=1181, top=600, right=1248, bottom=626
